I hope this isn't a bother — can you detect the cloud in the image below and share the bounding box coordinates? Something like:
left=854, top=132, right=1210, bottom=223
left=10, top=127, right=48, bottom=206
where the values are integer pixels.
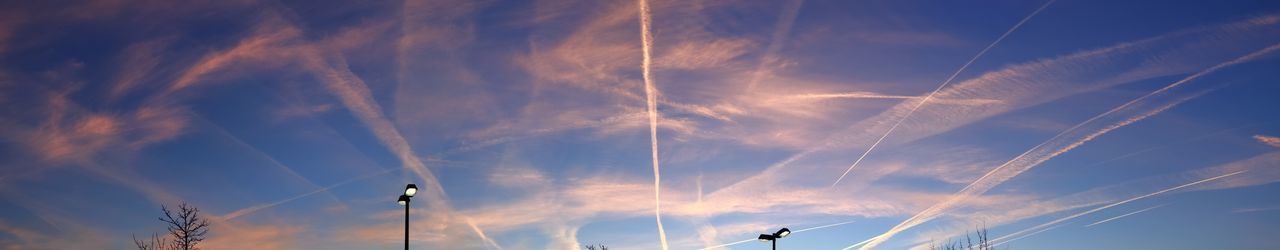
left=1, top=85, right=188, bottom=166
left=0, top=9, right=24, bottom=53
left=202, top=220, right=304, bottom=250
left=109, top=38, right=173, bottom=99
left=430, top=166, right=1029, bottom=249
left=1254, top=134, right=1280, bottom=148
left=656, top=38, right=754, bottom=70
left=832, top=0, right=1058, bottom=187
left=683, top=18, right=1280, bottom=235
left=989, top=171, right=1242, bottom=245
left=0, top=219, right=112, bottom=249
left=168, top=18, right=303, bottom=92
left=906, top=149, right=1280, bottom=247
left=744, top=0, right=804, bottom=90
left=859, top=40, right=1280, bottom=249
left=489, top=165, right=553, bottom=189
left=1188, top=151, right=1280, bottom=191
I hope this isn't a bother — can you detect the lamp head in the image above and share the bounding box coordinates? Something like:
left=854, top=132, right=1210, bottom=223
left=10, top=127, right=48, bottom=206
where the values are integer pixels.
left=758, top=234, right=775, bottom=242
left=397, top=194, right=410, bottom=206
left=405, top=184, right=418, bottom=197
left=775, top=228, right=791, bottom=238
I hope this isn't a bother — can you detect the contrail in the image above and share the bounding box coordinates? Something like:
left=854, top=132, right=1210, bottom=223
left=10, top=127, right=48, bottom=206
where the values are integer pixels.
left=466, top=217, right=504, bottom=250
left=697, top=220, right=856, bottom=249
left=855, top=43, right=1280, bottom=249
left=298, top=46, right=506, bottom=244
left=1080, top=124, right=1258, bottom=169
left=698, top=238, right=755, bottom=250
left=989, top=224, right=1061, bottom=248
left=796, top=220, right=857, bottom=233
left=745, top=0, right=804, bottom=91
left=1084, top=204, right=1166, bottom=227
left=783, top=92, right=1002, bottom=105
left=637, top=0, right=668, bottom=248
left=841, top=235, right=884, bottom=250
left=990, top=171, right=1244, bottom=245
left=786, top=92, right=918, bottom=100
left=196, top=115, right=342, bottom=204
left=219, top=167, right=400, bottom=221
left=302, top=50, right=451, bottom=210
left=831, top=0, right=1058, bottom=187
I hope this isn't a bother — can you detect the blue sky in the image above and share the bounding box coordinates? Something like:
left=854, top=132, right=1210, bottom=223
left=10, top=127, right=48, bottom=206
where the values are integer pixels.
left=2, top=0, right=1280, bottom=249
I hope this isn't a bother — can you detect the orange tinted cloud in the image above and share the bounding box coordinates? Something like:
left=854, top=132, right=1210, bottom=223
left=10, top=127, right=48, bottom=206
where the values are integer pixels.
left=1254, top=135, right=1280, bottom=148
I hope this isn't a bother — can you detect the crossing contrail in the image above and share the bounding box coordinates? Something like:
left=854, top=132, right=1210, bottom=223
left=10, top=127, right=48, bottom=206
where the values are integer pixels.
left=1085, top=204, right=1166, bottom=227
left=832, top=0, right=1058, bottom=187
left=990, top=171, right=1243, bottom=245
left=638, top=0, right=668, bottom=248
left=220, top=167, right=400, bottom=221
left=854, top=42, right=1280, bottom=250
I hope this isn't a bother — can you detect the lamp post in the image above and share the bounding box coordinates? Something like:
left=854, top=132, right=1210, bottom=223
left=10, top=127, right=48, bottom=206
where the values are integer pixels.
left=757, top=228, right=790, bottom=250
left=398, top=184, right=418, bottom=250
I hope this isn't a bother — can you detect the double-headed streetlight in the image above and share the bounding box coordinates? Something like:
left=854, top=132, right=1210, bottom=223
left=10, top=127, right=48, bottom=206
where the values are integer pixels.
left=397, top=184, right=418, bottom=250
left=757, top=227, right=791, bottom=250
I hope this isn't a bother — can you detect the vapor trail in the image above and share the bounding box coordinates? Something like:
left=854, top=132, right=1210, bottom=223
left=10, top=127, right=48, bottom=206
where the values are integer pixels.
left=1081, top=123, right=1258, bottom=169
left=637, top=0, right=668, bottom=248
left=796, top=220, right=857, bottom=232
left=197, top=116, right=342, bottom=204
left=855, top=43, right=1280, bottom=250
left=831, top=0, right=1058, bottom=187
left=220, top=167, right=400, bottom=221
left=303, top=51, right=451, bottom=210
left=787, top=92, right=918, bottom=100
left=1084, top=204, right=1166, bottom=227
left=697, top=220, right=856, bottom=249
left=300, top=47, right=505, bottom=243
left=745, top=0, right=804, bottom=91
left=784, top=92, right=1002, bottom=106
left=989, top=224, right=1061, bottom=248
left=466, top=218, right=504, bottom=250
left=990, top=171, right=1243, bottom=245
left=697, top=238, right=755, bottom=250
left=841, top=235, right=883, bottom=250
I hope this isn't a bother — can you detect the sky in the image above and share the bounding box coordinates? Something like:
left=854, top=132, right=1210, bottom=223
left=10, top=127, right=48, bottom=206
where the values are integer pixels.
left=1, top=0, right=1280, bottom=249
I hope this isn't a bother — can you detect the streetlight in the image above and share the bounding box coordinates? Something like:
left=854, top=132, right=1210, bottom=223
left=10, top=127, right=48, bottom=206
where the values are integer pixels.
left=758, top=228, right=790, bottom=250
left=398, top=184, right=417, bottom=250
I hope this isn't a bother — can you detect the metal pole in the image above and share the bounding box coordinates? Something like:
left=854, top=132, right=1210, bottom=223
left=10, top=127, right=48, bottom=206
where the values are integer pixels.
left=405, top=199, right=410, bottom=250
left=772, top=239, right=776, bottom=250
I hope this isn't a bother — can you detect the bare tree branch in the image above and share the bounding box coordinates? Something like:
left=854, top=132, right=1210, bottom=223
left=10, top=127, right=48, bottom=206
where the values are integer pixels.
left=155, top=202, right=210, bottom=250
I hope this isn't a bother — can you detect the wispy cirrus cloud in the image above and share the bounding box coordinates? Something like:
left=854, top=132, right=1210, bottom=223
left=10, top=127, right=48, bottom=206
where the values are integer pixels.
left=857, top=19, right=1280, bottom=249
left=1254, top=134, right=1280, bottom=148
left=908, top=149, right=1280, bottom=248
left=989, top=171, right=1243, bottom=245
left=832, top=0, right=1058, bottom=187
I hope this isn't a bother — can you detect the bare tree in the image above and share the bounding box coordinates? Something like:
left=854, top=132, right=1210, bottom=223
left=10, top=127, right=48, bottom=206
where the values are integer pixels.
left=134, top=202, right=211, bottom=250
left=583, top=244, right=609, bottom=250
left=930, top=226, right=997, bottom=250
left=133, top=232, right=175, bottom=250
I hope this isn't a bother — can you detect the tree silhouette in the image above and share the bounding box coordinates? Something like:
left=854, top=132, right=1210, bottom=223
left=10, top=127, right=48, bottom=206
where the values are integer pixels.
left=133, top=232, right=175, bottom=250
left=134, top=202, right=210, bottom=250
left=583, top=244, right=609, bottom=250
left=930, top=227, right=996, bottom=250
